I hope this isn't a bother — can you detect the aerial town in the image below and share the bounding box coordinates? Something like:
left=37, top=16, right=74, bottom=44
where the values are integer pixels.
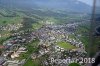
left=0, top=21, right=87, bottom=66
left=0, top=0, right=96, bottom=66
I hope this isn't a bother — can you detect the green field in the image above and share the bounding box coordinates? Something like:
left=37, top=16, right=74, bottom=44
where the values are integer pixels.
left=24, top=58, right=41, bottom=66
left=32, top=22, right=43, bottom=30
left=68, top=63, right=81, bottom=66
left=0, top=17, right=23, bottom=25
left=57, top=41, right=76, bottom=49
left=18, top=39, right=40, bottom=66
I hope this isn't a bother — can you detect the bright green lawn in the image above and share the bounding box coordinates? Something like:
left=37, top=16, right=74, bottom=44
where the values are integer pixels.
left=68, top=63, right=81, bottom=66
left=57, top=41, right=76, bottom=49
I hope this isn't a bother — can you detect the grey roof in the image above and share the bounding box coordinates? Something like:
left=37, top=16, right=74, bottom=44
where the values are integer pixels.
left=0, top=57, right=5, bottom=65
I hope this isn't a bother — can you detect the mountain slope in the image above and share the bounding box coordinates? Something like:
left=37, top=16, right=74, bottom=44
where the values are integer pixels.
left=0, top=0, right=92, bottom=13
left=35, top=0, right=92, bottom=13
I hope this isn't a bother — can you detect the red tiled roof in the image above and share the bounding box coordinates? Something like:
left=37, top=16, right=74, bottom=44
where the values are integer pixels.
left=0, top=46, right=4, bottom=49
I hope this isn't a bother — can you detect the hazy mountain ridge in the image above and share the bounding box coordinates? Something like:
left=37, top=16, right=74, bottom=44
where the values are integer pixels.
left=0, top=0, right=92, bottom=13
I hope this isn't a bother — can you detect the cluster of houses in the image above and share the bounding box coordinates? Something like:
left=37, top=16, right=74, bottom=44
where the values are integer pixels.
left=30, top=24, right=87, bottom=66
left=0, top=21, right=87, bottom=66
left=0, top=23, right=23, bottom=31
left=0, top=30, right=37, bottom=66
left=64, top=37, right=85, bottom=51
left=31, top=43, right=50, bottom=60
left=0, top=23, right=23, bottom=38
left=0, top=42, right=27, bottom=66
left=0, top=56, right=25, bottom=66
left=36, top=24, right=85, bottom=51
